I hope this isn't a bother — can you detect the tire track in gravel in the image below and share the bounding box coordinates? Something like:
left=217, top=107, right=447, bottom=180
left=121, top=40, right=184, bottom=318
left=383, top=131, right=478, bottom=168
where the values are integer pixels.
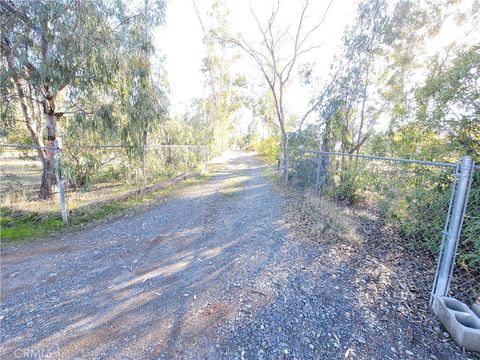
left=0, top=151, right=470, bottom=360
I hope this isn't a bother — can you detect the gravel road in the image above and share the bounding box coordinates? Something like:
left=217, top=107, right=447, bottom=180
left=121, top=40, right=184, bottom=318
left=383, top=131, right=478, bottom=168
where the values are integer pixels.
left=0, top=151, right=472, bottom=359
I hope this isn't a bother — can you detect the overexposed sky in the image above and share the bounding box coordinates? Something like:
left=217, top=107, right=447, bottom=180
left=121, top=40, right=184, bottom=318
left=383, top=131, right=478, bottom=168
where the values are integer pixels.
left=154, top=0, right=358, bottom=116
left=153, top=0, right=479, bottom=134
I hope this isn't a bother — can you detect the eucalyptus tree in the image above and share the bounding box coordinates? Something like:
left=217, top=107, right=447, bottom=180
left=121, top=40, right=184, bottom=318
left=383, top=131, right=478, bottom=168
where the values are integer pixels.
left=116, top=1, right=168, bottom=152
left=417, top=45, right=480, bottom=159
left=0, top=0, right=165, bottom=199
left=369, top=0, right=475, bottom=159
left=192, top=0, right=245, bottom=155
left=342, top=0, right=388, bottom=153
left=380, top=0, right=445, bottom=135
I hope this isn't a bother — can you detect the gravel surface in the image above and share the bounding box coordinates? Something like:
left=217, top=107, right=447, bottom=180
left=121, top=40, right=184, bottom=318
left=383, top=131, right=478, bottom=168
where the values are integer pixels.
left=0, top=151, right=475, bottom=359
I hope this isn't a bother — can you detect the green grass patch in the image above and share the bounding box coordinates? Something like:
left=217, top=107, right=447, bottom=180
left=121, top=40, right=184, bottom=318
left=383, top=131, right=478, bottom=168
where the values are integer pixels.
left=218, top=176, right=249, bottom=198
left=0, top=173, right=212, bottom=246
left=0, top=211, right=65, bottom=241
left=262, top=165, right=281, bottom=185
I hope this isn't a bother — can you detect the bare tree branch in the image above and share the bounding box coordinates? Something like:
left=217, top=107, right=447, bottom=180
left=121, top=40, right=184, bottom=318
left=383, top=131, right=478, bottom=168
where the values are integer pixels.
left=298, top=68, right=341, bottom=131
left=217, top=0, right=334, bottom=183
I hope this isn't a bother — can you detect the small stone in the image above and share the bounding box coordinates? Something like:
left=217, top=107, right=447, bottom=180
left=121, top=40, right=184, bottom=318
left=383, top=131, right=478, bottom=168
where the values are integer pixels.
left=309, top=344, right=314, bottom=350
left=434, top=325, right=441, bottom=332
left=356, top=336, right=366, bottom=344
left=391, top=347, right=397, bottom=353
left=443, top=332, right=449, bottom=338
left=183, top=293, right=189, bottom=297
left=405, top=350, right=414, bottom=356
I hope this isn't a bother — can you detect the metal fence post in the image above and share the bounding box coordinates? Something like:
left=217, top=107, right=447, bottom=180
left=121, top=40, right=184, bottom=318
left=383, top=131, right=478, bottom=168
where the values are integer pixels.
left=54, top=138, right=68, bottom=223
left=434, top=155, right=474, bottom=298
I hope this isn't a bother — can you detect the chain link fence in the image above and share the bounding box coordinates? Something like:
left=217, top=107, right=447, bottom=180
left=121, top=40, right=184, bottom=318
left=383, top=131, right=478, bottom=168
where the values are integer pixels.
left=288, top=149, right=479, bottom=312
left=448, top=169, right=479, bottom=306
left=1, top=144, right=51, bottom=209
left=1, top=142, right=208, bottom=226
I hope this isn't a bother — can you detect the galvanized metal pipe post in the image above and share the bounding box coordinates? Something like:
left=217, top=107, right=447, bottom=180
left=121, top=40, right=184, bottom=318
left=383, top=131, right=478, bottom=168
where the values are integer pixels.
left=54, top=138, right=68, bottom=223
left=434, top=155, right=474, bottom=297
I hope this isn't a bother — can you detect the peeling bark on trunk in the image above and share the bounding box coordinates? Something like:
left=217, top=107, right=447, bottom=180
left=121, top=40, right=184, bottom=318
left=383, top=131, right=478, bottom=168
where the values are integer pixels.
left=318, top=117, right=332, bottom=190
left=39, top=88, right=59, bottom=200
left=2, top=40, right=51, bottom=198
left=280, top=131, right=289, bottom=184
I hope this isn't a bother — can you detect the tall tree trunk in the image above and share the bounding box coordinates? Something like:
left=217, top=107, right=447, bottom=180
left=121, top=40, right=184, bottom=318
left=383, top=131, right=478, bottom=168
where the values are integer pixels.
left=278, top=109, right=289, bottom=184
left=277, top=86, right=289, bottom=184
left=39, top=87, right=59, bottom=200
left=356, top=49, right=373, bottom=155
left=341, top=102, right=351, bottom=170
left=356, top=85, right=367, bottom=155
left=318, top=117, right=332, bottom=190
left=2, top=40, right=49, bottom=195
left=280, top=130, right=289, bottom=184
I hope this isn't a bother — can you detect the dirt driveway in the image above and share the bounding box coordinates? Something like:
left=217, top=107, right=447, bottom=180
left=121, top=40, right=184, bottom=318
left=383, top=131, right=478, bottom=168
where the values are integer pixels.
left=0, top=151, right=470, bottom=359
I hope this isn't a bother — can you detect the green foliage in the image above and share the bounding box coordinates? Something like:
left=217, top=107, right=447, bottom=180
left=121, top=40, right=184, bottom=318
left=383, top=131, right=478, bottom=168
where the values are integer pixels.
left=287, top=127, right=322, bottom=186
left=0, top=208, right=65, bottom=242
left=416, top=45, right=480, bottom=159
left=330, top=166, right=362, bottom=205
left=250, top=136, right=280, bottom=164
left=190, top=0, right=245, bottom=156
left=62, top=153, right=103, bottom=190
left=461, top=173, right=480, bottom=267
left=384, top=172, right=452, bottom=253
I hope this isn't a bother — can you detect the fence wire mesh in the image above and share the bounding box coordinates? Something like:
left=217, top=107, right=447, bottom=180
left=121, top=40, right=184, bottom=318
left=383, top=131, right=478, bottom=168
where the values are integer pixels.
left=289, top=150, right=479, bottom=312
left=0, top=145, right=61, bottom=215
left=1, top=143, right=207, bottom=226
left=449, top=170, right=480, bottom=306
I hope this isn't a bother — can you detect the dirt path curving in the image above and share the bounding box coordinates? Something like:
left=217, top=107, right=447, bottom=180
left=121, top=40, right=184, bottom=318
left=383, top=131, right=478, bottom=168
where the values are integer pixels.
left=0, top=151, right=470, bottom=359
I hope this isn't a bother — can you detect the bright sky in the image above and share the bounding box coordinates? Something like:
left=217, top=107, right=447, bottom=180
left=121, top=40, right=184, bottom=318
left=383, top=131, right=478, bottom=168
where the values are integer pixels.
left=154, top=0, right=358, bottom=116
left=153, top=0, right=479, bottom=134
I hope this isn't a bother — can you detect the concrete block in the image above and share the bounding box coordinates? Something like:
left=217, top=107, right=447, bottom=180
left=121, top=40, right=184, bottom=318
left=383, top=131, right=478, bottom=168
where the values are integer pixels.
left=432, top=296, right=480, bottom=353
left=472, top=303, right=480, bottom=319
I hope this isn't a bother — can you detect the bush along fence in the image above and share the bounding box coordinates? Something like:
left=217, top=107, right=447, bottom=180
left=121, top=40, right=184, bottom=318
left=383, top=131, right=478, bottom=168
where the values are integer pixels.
left=0, top=140, right=208, bottom=224
left=288, top=150, right=479, bottom=312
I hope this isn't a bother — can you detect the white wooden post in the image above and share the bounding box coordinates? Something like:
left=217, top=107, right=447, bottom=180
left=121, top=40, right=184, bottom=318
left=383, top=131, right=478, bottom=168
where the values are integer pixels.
left=54, top=138, right=68, bottom=222
left=142, top=143, right=146, bottom=189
